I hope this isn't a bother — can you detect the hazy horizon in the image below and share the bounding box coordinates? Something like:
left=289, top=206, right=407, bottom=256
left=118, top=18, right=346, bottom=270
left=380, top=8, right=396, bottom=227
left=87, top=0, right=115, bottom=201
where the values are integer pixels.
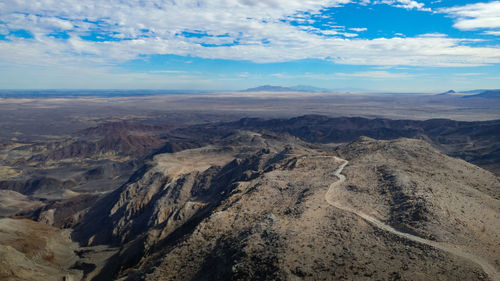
left=1, top=1, right=500, bottom=91
left=0, top=86, right=498, bottom=94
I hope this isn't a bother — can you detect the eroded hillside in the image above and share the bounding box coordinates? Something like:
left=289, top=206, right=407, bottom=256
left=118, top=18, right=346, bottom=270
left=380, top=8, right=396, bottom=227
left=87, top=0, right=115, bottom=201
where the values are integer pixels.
left=1, top=116, right=499, bottom=281
left=69, top=133, right=499, bottom=281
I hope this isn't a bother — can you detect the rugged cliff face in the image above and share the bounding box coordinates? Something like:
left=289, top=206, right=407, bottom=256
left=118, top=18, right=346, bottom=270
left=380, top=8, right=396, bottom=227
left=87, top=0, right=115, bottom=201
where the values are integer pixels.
left=69, top=132, right=500, bottom=281
left=73, top=132, right=295, bottom=246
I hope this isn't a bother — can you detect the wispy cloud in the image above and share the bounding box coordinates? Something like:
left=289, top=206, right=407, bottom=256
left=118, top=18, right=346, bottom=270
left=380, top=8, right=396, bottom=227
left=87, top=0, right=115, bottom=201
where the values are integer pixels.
left=453, top=73, right=484, bottom=77
left=440, top=1, right=500, bottom=32
left=349, top=27, right=368, bottom=32
left=336, top=71, right=412, bottom=79
left=148, top=70, right=186, bottom=74
left=372, top=0, right=431, bottom=12
left=484, top=31, right=500, bottom=36
left=266, top=71, right=411, bottom=80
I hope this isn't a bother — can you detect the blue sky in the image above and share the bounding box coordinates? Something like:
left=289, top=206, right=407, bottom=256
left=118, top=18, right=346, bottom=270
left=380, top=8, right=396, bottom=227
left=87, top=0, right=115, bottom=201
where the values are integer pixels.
left=0, top=0, right=499, bottom=92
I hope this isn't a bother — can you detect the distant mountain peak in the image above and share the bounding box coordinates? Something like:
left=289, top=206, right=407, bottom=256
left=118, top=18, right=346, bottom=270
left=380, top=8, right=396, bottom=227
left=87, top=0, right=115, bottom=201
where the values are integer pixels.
left=436, top=90, right=456, bottom=96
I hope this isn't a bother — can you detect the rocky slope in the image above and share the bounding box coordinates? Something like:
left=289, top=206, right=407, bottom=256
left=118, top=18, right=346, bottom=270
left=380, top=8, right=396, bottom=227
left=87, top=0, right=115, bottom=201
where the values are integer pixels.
left=0, top=218, right=82, bottom=281
left=189, top=115, right=500, bottom=175
left=2, top=116, right=500, bottom=280
left=335, top=137, right=500, bottom=272
left=70, top=133, right=499, bottom=281
left=0, top=190, right=43, bottom=217
left=73, top=131, right=297, bottom=246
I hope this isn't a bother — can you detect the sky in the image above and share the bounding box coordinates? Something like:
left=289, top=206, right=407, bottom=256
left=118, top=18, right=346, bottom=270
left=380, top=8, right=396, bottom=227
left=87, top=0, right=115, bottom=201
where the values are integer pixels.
left=0, top=0, right=499, bottom=92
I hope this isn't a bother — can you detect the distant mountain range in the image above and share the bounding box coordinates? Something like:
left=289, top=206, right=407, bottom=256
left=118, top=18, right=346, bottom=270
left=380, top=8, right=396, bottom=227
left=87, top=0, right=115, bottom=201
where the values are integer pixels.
left=462, top=89, right=500, bottom=99
left=460, top=89, right=495, bottom=94
left=2, top=88, right=498, bottom=98
left=436, top=89, right=500, bottom=99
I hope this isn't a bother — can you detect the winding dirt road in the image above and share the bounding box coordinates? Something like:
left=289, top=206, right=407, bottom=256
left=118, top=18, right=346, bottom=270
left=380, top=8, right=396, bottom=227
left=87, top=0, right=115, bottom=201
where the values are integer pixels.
left=325, top=157, right=500, bottom=281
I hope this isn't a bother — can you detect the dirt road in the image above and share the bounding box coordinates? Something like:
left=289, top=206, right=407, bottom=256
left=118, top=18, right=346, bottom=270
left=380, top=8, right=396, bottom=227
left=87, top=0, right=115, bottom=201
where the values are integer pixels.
left=325, top=157, right=499, bottom=281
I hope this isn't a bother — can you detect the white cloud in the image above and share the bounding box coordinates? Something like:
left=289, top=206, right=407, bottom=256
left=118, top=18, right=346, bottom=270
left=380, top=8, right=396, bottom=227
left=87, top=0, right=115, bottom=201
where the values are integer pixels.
left=349, top=27, right=368, bottom=32
left=267, top=70, right=412, bottom=80
left=372, top=0, right=431, bottom=11
left=417, top=33, right=448, bottom=38
left=484, top=31, right=500, bottom=36
left=318, top=29, right=359, bottom=37
left=440, top=1, right=500, bottom=31
left=453, top=73, right=484, bottom=77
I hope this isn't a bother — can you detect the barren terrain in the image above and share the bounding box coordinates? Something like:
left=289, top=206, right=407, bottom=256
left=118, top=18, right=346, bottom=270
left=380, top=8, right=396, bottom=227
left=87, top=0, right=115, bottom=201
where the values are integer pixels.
left=0, top=94, right=499, bottom=280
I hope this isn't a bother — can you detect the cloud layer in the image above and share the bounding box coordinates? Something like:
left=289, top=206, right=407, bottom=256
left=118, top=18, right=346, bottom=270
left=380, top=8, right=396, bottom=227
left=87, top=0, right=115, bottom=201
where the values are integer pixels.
left=0, top=0, right=499, bottom=72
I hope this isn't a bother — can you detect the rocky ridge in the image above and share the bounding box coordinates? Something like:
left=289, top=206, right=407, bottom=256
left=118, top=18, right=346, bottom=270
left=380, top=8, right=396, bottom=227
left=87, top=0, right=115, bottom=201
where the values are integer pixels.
left=70, top=133, right=500, bottom=281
